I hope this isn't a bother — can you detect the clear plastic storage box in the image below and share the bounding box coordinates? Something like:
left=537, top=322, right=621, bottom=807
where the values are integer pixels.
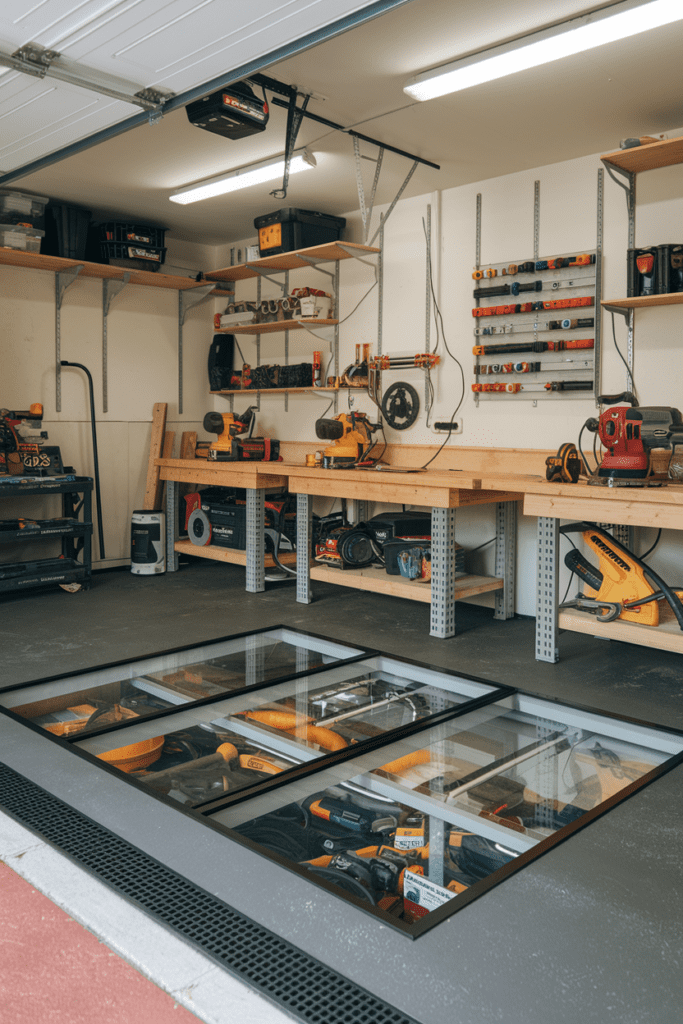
left=0, top=190, right=49, bottom=231
left=0, top=224, right=44, bottom=252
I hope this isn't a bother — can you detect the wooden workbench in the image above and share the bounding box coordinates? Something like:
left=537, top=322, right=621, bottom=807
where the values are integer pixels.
left=155, top=456, right=522, bottom=638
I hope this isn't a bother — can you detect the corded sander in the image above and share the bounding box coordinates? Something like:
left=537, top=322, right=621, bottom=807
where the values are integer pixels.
left=315, top=412, right=381, bottom=469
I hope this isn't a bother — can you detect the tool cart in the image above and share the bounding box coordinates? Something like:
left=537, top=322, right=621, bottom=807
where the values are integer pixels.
left=0, top=476, right=93, bottom=594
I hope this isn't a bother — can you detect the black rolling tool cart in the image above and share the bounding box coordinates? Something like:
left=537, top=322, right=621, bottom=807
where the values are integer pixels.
left=0, top=476, right=93, bottom=594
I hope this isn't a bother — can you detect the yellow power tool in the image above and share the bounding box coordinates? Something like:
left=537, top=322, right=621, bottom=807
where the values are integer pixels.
left=561, top=522, right=683, bottom=629
left=315, top=412, right=381, bottom=468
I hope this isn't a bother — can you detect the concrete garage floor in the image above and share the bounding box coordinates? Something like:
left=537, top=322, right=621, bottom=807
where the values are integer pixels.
left=2, top=558, right=683, bottom=1024
left=2, top=557, right=683, bottom=729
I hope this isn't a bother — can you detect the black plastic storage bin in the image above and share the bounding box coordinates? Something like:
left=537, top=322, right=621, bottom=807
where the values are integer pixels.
left=42, top=203, right=91, bottom=259
left=656, top=244, right=683, bottom=294
left=254, top=208, right=346, bottom=256
left=98, top=222, right=167, bottom=272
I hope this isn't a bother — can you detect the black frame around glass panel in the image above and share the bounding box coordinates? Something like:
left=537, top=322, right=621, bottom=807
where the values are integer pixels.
left=2, top=630, right=682, bottom=942
left=0, top=624, right=377, bottom=744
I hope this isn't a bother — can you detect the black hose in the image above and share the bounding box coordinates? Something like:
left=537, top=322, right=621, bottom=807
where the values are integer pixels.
left=60, top=361, right=105, bottom=559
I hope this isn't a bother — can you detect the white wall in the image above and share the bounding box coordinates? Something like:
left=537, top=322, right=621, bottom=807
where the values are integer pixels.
left=2, top=237, right=217, bottom=567
left=217, top=144, right=683, bottom=614
left=5, top=142, right=682, bottom=611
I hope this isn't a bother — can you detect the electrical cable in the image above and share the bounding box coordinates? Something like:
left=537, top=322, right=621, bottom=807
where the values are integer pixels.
left=640, top=528, right=662, bottom=561
left=577, top=422, right=594, bottom=475
left=233, top=336, right=247, bottom=367
left=336, top=280, right=377, bottom=325
left=610, top=311, right=638, bottom=403
left=418, top=219, right=465, bottom=470
left=306, top=865, right=378, bottom=904
left=560, top=534, right=578, bottom=606
left=468, top=537, right=495, bottom=555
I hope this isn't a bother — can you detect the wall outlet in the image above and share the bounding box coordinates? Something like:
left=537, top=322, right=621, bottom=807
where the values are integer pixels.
left=433, top=421, right=462, bottom=434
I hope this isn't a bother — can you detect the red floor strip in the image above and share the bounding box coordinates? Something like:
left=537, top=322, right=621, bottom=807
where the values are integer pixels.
left=0, top=861, right=202, bottom=1024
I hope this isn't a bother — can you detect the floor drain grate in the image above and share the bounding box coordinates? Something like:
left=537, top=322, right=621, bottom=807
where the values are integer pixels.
left=0, top=763, right=417, bottom=1024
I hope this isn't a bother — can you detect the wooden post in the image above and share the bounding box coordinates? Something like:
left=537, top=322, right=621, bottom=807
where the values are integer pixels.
left=143, top=403, right=167, bottom=510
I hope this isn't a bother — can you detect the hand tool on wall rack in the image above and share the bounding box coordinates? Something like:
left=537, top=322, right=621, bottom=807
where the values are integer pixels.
left=472, top=255, right=595, bottom=278
left=582, top=392, right=683, bottom=486
left=474, top=317, right=595, bottom=336
left=473, top=276, right=594, bottom=300
left=473, top=296, right=594, bottom=317
left=472, top=380, right=593, bottom=394
left=367, top=352, right=439, bottom=409
left=475, top=357, right=593, bottom=374
left=60, top=361, right=105, bottom=558
left=473, top=338, right=594, bottom=356
left=560, top=522, right=683, bottom=630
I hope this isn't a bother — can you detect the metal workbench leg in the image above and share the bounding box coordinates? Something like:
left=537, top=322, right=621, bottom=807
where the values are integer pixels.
left=351, top=500, right=369, bottom=524
left=297, top=493, right=312, bottom=605
left=246, top=488, right=265, bottom=593
left=166, top=480, right=179, bottom=572
left=494, top=501, right=517, bottom=620
left=430, top=507, right=456, bottom=639
left=536, top=516, right=559, bottom=663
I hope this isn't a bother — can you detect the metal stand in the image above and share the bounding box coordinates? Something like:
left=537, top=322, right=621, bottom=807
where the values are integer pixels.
left=296, top=493, right=312, bottom=605
left=55, top=266, right=83, bottom=412
left=430, top=507, right=456, bottom=638
left=494, top=501, right=517, bottom=620
left=535, top=516, right=559, bottom=663
left=166, top=479, right=179, bottom=571
left=246, top=488, right=265, bottom=593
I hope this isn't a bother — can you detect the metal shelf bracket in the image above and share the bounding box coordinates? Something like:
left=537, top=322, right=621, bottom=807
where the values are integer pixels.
left=178, top=284, right=214, bottom=414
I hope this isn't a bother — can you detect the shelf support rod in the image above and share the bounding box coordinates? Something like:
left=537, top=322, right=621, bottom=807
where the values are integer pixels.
left=102, top=273, right=130, bottom=414
left=368, top=161, right=418, bottom=248
left=292, top=254, right=335, bottom=279
left=55, top=265, right=83, bottom=413
left=178, top=284, right=214, bottom=414
left=243, top=264, right=289, bottom=293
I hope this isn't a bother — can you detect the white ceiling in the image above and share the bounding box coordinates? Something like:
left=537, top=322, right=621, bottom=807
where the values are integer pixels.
left=0, top=0, right=386, bottom=173
left=8, top=0, right=683, bottom=246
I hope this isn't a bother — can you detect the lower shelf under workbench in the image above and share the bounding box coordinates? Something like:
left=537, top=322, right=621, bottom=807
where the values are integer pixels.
left=310, top=564, right=503, bottom=603
left=559, top=606, right=683, bottom=655
left=174, top=539, right=296, bottom=568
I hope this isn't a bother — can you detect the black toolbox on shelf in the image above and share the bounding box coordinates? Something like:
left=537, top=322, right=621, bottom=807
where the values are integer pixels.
left=656, top=244, right=683, bottom=294
left=254, top=208, right=346, bottom=256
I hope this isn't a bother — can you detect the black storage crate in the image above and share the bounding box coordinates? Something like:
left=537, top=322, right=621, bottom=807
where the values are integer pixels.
left=43, top=203, right=91, bottom=260
left=254, top=208, right=345, bottom=256
left=98, top=222, right=167, bottom=272
left=656, top=244, right=683, bottom=294
left=100, top=222, right=167, bottom=247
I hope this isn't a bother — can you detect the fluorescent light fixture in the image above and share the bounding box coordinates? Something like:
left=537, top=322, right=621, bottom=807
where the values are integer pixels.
left=170, top=149, right=316, bottom=205
left=404, top=0, right=683, bottom=101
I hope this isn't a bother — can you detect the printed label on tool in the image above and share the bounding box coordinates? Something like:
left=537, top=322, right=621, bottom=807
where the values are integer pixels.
left=394, top=827, right=424, bottom=850
left=403, top=872, right=458, bottom=918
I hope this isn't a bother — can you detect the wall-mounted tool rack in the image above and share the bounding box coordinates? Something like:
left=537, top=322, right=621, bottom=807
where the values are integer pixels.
left=471, top=175, right=603, bottom=403
left=0, top=249, right=231, bottom=415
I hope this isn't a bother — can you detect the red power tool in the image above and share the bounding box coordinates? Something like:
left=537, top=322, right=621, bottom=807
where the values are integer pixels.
left=585, top=392, right=683, bottom=486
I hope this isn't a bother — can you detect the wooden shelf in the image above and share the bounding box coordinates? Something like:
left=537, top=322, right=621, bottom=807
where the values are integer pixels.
left=309, top=564, right=503, bottom=604
left=559, top=606, right=683, bottom=655
left=174, top=539, right=296, bottom=568
left=206, top=241, right=380, bottom=283
left=0, top=248, right=231, bottom=293
left=601, top=136, right=683, bottom=175
left=216, top=318, right=337, bottom=335
left=211, top=386, right=343, bottom=395
left=602, top=293, right=683, bottom=311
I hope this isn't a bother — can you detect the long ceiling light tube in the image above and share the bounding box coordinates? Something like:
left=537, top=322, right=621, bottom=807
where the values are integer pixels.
left=169, top=149, right=316, bottom=204
left=404, top=0, right=683, bottom=101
